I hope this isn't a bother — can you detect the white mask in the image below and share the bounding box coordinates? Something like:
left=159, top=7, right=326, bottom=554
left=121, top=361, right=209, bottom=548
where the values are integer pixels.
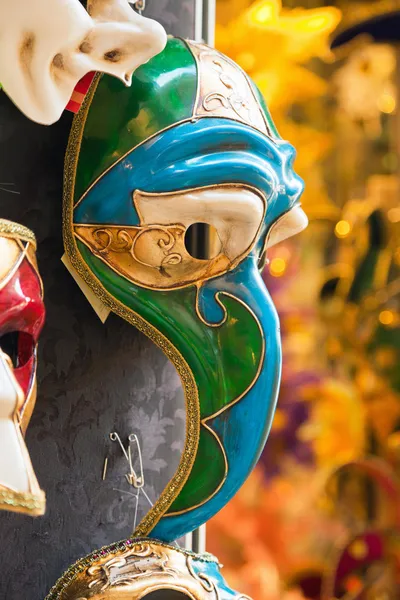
left=0, top=0, right=167, bottom=124
left=0, top=351, right=44, bottom=513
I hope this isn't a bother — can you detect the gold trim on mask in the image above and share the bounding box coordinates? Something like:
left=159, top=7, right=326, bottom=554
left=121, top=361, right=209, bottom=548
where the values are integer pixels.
left=166, top=290, right=266, bottom=517
left=72, top=40, right=278, bottom=213
left=0, top=223, right=44, bottom=429
left=0, top=485, right=45, bottom=516
left=0, top=220, right=40, bottom=294
left=63, top=38, right=271, bottom=535
left=64, top=74, right=200, bottom=538
left=187, top=39, right=273, bottom=137
left=0, top=219, right=36, bottom=248
left=73, top=183, right=266, bottom=292
left=74, top=221, right=229, bottom=291
left=0, top=242, right=29, bottom=292
left=45, top=538, right=234, bottom=600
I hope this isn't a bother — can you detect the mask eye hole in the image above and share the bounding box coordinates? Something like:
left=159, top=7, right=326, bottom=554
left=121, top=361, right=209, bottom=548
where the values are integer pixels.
left=0, top=331, right=35, bottom=369
left=184, top=222, right=222, bottom=260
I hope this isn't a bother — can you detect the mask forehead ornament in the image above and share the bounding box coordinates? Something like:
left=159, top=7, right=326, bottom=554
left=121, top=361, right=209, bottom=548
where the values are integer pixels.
left=0, top=219, right=45, bottom=515
left=46, top=539, right=251, bottom=600
left=63, top=38, right=307, bottom=542
left=0, top=0, right=167, bottom=124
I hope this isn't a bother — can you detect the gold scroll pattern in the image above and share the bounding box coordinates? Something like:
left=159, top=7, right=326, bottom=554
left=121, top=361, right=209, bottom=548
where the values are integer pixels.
left=86, top=544, right=178, bottom=592
left=189, top=40, right=272, bottom=136
left=74, top=223, right=230, bottom=291
left=54, top=540, right=254, bottom=599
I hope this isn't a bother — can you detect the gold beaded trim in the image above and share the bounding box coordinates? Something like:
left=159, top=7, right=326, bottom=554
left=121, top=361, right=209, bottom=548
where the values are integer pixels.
left=0, top=487, right=45, bottom=516
left=45, top=537, right=219, bottom=600
left=0, top=219, right=36, bottom=248
left=63, top=74, right=200, bottom=538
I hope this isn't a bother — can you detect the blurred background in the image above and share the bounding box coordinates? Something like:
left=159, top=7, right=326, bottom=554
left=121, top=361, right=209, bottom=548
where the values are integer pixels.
left=207, top=1, right=400, bottom=598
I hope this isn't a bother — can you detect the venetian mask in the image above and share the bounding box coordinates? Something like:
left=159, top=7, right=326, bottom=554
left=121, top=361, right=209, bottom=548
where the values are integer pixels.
left=46, top=539, right=252, bottom=600
left=0, top=219, right=45, bottom=515
left=322, top=459, right=400, bottom=599
left=63, top=38, right=307, bottom=542
left=0, top=0, right=167, bottom=124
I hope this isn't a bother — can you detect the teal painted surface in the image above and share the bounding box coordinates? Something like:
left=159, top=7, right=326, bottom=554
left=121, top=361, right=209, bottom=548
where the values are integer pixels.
left=67, top=38, right=304, bottom=542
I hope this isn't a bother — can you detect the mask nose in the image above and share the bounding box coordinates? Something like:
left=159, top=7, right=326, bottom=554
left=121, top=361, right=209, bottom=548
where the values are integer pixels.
left=266, top=205, right=308, bottom=249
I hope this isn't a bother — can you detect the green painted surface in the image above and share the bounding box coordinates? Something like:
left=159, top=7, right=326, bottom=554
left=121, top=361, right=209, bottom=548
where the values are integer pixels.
left=74, top=38, right=197, bottom=202
left=78, top=242, right=263, bottom=512
left=71, top=37, right=265, bottom=513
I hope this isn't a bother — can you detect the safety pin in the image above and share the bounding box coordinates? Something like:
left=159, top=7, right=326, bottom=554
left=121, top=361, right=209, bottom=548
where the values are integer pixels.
left=110, top=432, right=138, bottom=485
left=128, top=434, right=144, bottom=489
left=109, top=431, right=172, bottom=535
left=115, top=433, right=151, bottom=531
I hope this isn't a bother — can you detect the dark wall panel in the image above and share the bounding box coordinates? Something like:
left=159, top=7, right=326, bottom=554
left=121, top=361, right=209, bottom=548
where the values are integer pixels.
left=0, top=4, right=194, bottom=598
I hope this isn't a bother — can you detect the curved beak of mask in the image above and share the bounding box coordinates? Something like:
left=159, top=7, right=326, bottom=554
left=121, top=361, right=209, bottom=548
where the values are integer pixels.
left=63, top=38, right=306, bottom=542
left=0, top=0, right=167, bottom=124
left=0, top=221, right=45, bottom=515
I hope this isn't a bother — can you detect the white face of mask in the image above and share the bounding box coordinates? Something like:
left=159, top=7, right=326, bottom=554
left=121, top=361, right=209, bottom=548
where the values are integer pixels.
left=0, top=0, right=167, bottom=124
left=0, top=350, right=45, bottom=515
left=0, top=351, right=30, bottom=493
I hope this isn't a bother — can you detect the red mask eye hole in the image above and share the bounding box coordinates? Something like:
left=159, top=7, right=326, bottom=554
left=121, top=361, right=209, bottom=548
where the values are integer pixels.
left=0, top=331, right=35, bottom=369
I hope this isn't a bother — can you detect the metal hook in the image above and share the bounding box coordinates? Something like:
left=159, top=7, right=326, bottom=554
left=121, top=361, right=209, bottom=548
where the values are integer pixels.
left=129, top=434, right=155, bottom=511
left=109, top=431, right=157, bottom=532
left=110, top=431, right=146, bottom=490
left=128, top=434, right=144, bottom=488
left=115, top=433, right=152, bottom=531
left=110, top=431, right=137, bottom=485
left=110, top=432, right=130, bottom=462
left=125, top=446, right=140, bottom=487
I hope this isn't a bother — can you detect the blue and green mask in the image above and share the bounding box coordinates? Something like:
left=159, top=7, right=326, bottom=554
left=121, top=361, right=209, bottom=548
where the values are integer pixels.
left=63, top=37, right=307, bottom=542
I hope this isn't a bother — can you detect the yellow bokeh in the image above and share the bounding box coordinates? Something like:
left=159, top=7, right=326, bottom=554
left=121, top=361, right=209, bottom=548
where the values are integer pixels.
left=216, top=0, right=342, bottom=222
left=388, top=207, right=400, bottom=223
left=299, top=380, right=365, bottom=470
left=335, top=220, right=352, bottom=238
left=270, top=257, right=287, bottom=277
left=247, top=0, right=280, bottom=26
left=379, top=310, right=395, bottom=326
left=377, top=91, right=396, bottom=114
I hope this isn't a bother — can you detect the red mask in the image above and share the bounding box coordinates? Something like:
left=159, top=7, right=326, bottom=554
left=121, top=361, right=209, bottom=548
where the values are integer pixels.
left=0, top=220, right=45, bottom=515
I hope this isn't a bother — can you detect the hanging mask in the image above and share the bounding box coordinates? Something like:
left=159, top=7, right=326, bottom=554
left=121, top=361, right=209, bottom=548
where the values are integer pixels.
left=46, top=538, right=252, bottom=600
left=0, top=0, right=167, bottom=124
left=326, top=459, right=400, bottom=600
left=0, top=220, right=45, bottom=515
left=63, top=38, right=307, bottom=542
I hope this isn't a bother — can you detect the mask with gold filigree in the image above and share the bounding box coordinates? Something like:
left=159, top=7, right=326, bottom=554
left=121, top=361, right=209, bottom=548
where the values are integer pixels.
left=0, top=219, right=45, bottom=515
left=63, top=38, right=307, bottom=542
left=46, top=538, right=252, bottom=600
